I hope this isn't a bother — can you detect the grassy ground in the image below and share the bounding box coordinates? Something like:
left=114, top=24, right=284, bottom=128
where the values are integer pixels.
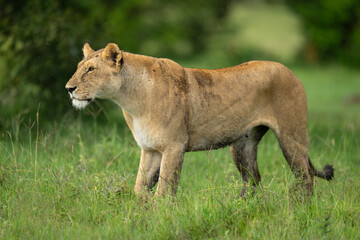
left=1, top=65, right=359, bottom=239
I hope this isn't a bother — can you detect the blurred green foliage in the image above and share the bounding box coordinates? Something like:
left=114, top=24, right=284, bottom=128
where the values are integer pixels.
left=0, top=0, right=358, bottom=127
left=286, top=0, right=360, bottom=66
left=0, top=0, right=231, bottom=127
left=0, top=0, right=103, bottom=124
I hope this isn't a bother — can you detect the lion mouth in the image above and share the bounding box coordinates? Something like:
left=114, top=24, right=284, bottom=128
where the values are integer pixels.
left=71, top=97, right=93, bottom=110
left=69, top=93, right=93, bottom=102
left=81, top=98, right=93, bottom=102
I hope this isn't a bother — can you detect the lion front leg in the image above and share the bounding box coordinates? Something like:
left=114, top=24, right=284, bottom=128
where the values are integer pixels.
left=134, top=149, right=162, bottom=195
left=155, top=145, right=186, bottom=197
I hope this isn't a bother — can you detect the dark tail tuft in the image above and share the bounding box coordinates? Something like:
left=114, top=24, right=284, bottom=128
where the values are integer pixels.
left=308, top=156, right=334, bottom=181
left=315, top=164, right=334, bottom=181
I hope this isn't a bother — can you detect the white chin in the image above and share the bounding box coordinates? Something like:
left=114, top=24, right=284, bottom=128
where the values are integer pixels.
left=72, top=99, right=89, bottom=110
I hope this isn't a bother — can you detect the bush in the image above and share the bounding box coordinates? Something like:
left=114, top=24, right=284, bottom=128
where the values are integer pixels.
left=0, top=0, right=231, bottom=127
left=286, top=0, right=360, bottom=66
left=0, top=0, right=105, bottom=125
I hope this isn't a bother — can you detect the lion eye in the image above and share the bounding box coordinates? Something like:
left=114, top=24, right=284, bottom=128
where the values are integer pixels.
left=87, top=66, right=95, bottom=72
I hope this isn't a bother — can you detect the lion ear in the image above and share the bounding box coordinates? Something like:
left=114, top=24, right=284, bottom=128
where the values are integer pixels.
left=102, top=43, right=122, bottom=68
left=83, top=43, right=94, bottom=58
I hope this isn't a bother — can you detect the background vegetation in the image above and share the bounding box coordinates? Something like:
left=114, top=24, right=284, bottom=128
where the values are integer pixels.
left=0, top=0, right=359, bottom=239
left=1, top=0, right=359, bottom=124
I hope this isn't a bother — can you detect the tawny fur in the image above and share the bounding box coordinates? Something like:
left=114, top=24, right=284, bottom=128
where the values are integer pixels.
left=66, top=43, right=334, bottom=197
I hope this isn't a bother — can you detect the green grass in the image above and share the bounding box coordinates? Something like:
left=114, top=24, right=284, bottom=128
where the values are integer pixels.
left=1, top=65, right=360, bottom=239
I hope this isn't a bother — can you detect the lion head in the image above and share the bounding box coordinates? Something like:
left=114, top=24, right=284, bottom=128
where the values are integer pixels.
left=65, top=43, right=123, bottom=109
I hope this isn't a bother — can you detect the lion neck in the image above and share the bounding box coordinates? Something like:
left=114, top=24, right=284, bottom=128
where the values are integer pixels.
left=111, top=52, right=154, bottom=117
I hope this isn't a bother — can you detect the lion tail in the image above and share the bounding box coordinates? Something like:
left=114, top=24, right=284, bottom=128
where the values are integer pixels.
left=308, top=156, right=334, bottom=181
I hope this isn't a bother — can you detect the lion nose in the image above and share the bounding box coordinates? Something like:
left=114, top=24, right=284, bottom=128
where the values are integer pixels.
left=66, top=86, right=77, bottom=93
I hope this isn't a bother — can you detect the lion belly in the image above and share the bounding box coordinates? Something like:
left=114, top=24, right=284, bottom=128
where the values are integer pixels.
left=186, top=116, right=255, bottom=151
left=187, top=133, right=244, bottom=151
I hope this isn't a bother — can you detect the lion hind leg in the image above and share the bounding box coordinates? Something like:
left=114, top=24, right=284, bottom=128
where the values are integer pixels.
left=230, top=125, right=269, bottom=197
left=276, top=132, right=315, bottom=196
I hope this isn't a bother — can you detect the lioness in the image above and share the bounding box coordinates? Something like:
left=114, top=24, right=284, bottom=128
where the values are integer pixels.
left=66, top=43, right=334, bottom=197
